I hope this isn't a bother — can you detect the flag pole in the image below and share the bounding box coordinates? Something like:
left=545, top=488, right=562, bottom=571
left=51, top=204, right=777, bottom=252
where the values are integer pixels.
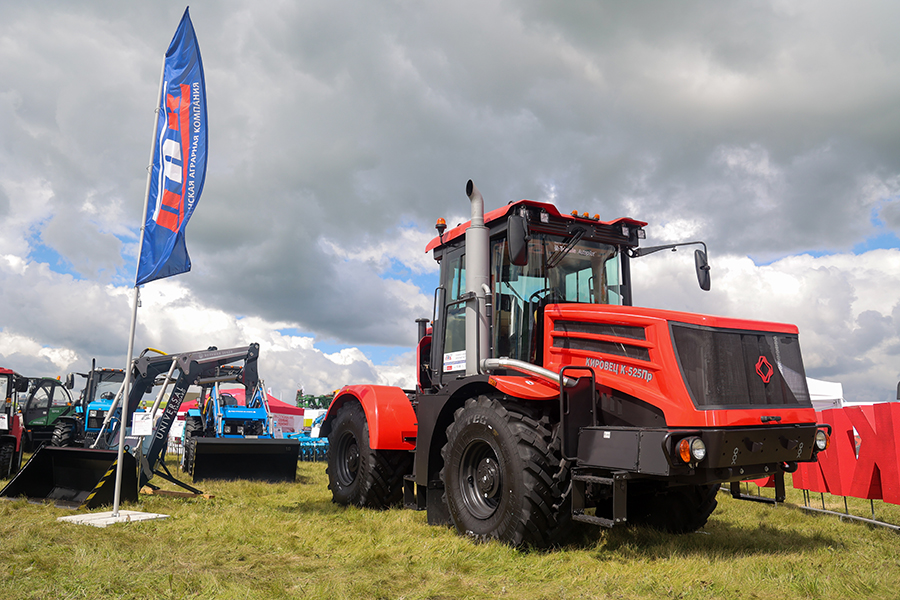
left=111, top=58, right=167, bottom=517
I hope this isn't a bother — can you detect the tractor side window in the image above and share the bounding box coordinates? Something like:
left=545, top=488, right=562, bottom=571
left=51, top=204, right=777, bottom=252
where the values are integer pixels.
left=51, top=384, right=71, bottom=407
left=0, top=377, right=8, bottom=402
left=440, top=251, right=467, bottom=373
left=31, top=384, right=51, bottom=410
left=448, top=254, right=466, bottom=301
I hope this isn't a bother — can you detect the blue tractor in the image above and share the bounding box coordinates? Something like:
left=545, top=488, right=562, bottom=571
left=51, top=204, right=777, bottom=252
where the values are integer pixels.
left=181, top=362, right=299, bottom=482
left=49, top=362, right=130, bottom=449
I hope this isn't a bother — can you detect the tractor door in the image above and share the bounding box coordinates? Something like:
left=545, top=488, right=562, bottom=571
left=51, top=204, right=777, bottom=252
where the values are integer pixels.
left=46, top=381, right=74, bottom=424
left=0, top=374, right=12, bottom=422
left=23, top=380, right=52, bottom=428
left=431, top=246, right=467, bottom=385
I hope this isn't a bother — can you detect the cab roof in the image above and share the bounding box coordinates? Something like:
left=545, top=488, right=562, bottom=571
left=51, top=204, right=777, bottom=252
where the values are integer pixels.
left=425, top=199, right=647, bottom=253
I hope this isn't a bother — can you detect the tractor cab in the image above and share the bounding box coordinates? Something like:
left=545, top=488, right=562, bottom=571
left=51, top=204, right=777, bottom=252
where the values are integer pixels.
left=0, top=368, right=28, bottom=477
left=21, top=377, right=74, bottom=451
left=424, top=200, right=646, bottom=387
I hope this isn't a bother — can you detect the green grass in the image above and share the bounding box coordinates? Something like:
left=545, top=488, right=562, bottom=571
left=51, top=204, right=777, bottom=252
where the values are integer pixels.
left=1, top=463, right=900, bottom=599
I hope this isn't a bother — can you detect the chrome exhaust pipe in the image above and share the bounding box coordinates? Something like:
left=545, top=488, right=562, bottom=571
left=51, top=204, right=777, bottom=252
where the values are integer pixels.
left=465, top=180, right=490, bottom=376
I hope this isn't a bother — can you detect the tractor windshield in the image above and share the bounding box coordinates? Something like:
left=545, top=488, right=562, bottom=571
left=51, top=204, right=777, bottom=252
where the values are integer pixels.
left=81, top=371, right=126, bottom=404
left=492, top=234, right=622, bottom=362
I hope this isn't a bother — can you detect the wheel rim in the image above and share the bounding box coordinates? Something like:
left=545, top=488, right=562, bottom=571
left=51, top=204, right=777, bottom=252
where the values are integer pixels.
left=335, top=431, right=360, bottom=486
left=458, top=439, right=502, bottom=520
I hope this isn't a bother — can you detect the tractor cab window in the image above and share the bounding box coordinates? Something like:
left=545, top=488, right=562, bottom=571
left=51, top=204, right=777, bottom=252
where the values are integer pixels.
left=51, top=383, right=71, bottom=407
left=492, top=233, right=621, bottom=362
left=29, top=383, right=51, bottom=411
left=440, top=252, right=467, bottom=373
left=0, top=376, right=8, bottom=403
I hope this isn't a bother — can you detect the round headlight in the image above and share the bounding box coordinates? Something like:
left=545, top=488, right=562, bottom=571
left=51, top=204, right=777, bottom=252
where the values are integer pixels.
left=815, top=429, right=829, bottom=451
left=690, top=437, right=707, bottom=461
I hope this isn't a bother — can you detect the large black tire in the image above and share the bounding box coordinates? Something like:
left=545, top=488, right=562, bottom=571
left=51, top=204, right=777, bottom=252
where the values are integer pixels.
left=184, top=416, right=203, bottom=439
left=0, top=441, right=15, bottom=479
left=441, top=395, right=570, bottom=548
left=50, top=421, right=76, bottom=447
left=182, top=438, right=196, bottom=475
left=629, top=484, right=719, bottom=533
left=326, top=402, right=411, bottom=509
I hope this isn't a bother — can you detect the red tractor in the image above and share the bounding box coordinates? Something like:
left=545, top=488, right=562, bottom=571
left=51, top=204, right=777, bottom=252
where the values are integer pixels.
left=0, top=368, right=27, bottom=479
left=321, top=180, right=829, bottom=547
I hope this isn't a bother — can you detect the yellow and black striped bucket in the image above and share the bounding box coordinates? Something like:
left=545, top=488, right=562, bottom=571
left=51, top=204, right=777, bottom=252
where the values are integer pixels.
left=0, top=446, right=138, bottom=509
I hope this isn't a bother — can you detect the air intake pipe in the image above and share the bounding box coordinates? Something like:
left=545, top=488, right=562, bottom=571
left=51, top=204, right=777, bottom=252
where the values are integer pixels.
left=465, top=180, right=490, bottom=376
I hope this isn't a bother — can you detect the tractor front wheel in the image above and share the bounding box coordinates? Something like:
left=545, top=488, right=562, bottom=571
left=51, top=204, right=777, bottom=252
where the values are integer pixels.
left=182, top=439, right=196, bottom=475
left=50, top=421, right=76, bottom=447
left=441, top=395, right=568, bottom=548
left=0, top=441, right=15, bottom=479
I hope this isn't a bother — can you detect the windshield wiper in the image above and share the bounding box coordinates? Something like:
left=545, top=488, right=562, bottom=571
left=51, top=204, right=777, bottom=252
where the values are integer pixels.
left=547, top=225, right=586, bottom=268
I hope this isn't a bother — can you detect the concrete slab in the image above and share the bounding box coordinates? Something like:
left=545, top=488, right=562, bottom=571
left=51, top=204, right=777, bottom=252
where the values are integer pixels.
left=57, top=510, right=169, bottom=528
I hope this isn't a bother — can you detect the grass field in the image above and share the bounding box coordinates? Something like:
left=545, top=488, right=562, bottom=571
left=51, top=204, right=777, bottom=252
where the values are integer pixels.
left=1, top=460, right=899, bottom=600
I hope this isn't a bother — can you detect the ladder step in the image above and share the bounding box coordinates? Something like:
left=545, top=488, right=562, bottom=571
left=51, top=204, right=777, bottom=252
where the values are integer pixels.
left=572, top=512, right=616, bottom=528
left=572, top=474, right=614, bottom=486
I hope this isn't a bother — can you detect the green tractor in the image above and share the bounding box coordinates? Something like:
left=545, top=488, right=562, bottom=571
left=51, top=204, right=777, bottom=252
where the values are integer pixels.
left=20, top=377, right=75, bottom=453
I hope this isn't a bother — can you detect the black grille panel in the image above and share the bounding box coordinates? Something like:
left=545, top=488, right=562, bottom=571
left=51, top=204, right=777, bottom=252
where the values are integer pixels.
left=554, top=321, right=646, bottom=340
left=671, top=323, right=812, bottom=409
left=552, top=321, right=650, bottom=362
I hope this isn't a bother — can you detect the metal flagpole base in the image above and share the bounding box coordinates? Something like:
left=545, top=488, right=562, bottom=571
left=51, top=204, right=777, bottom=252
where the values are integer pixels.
left=57, top=510, right=169, bottom=528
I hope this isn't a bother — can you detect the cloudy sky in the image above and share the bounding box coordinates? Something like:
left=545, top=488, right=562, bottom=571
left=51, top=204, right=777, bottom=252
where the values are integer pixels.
left=1, top=0, right=899, bottom=403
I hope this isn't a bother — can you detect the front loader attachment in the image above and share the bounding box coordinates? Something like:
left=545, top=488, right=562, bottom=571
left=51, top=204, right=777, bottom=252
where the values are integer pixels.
left=0, top=446, right=138, bottom=509
left=187, top=438, right=300, bottom=482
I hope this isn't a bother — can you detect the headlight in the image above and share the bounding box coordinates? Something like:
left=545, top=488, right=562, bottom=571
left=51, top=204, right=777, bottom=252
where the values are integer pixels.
left=815, top=430, right=830, bottom=451
left=678, top=437, right=706, bottom=463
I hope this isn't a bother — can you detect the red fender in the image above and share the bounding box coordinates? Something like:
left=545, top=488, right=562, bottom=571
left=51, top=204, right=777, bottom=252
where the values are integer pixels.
left=487, top=375, right=558, bottom=401
left=324, top=385, right=417, bottom=451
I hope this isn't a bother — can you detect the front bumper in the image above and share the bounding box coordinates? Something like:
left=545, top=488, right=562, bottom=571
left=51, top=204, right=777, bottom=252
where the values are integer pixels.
left=576, top=423, right=823, bottom=484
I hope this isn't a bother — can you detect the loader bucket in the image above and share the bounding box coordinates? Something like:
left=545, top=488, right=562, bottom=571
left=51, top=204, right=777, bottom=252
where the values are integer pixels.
left=189, top=438, right=300, bottom=482
left=0, top=446, right=138, bottom=509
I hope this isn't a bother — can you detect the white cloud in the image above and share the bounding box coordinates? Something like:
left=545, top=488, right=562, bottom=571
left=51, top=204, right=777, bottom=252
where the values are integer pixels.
left=633, top=248, right=900, bottom=403
left=1, top=0, right=900, bottom=406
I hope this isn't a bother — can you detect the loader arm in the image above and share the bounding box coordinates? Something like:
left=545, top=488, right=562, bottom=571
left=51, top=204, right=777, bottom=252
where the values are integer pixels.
left=136, top=344, right=260, bottom=489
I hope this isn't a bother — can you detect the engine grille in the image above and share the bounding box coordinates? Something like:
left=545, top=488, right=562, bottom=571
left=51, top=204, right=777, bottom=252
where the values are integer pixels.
left=671, top=323, right=812, bottom=409
left=551, top=320, right=650, bottom=361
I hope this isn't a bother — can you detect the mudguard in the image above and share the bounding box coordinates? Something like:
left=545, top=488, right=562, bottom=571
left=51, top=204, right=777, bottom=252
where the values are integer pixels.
left=322, top=385, right=417, bottom=451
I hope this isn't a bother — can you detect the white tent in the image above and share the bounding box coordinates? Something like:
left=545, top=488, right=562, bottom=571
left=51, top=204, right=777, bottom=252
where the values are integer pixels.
left=807, top=377, right=844, bottom=411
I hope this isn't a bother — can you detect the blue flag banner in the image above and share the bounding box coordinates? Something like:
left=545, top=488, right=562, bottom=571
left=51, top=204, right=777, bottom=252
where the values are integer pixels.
left=136, top=7, right=207, bottom=286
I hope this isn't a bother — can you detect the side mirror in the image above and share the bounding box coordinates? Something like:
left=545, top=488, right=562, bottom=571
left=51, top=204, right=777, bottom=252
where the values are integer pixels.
left=16, top=377, right=29, bottom=393
left=694, top=249, right=711, bottom=291
left=507, top=215, right=529, bottom=266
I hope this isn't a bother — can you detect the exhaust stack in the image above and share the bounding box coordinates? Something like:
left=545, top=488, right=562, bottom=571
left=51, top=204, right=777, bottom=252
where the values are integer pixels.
left=465, top=180, right=490, bottom=376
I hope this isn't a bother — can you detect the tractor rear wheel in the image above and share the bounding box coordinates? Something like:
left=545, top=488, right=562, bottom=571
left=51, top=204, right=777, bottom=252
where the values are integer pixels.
left=0, top=441, right=15, bottom=479
left=50, top=421, right=76, bottom=447
left=441, top=395, right=569, bottom=548
left=184, top=416, right=203, bottom=439
left=326, top=402, right=410, bottom=508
